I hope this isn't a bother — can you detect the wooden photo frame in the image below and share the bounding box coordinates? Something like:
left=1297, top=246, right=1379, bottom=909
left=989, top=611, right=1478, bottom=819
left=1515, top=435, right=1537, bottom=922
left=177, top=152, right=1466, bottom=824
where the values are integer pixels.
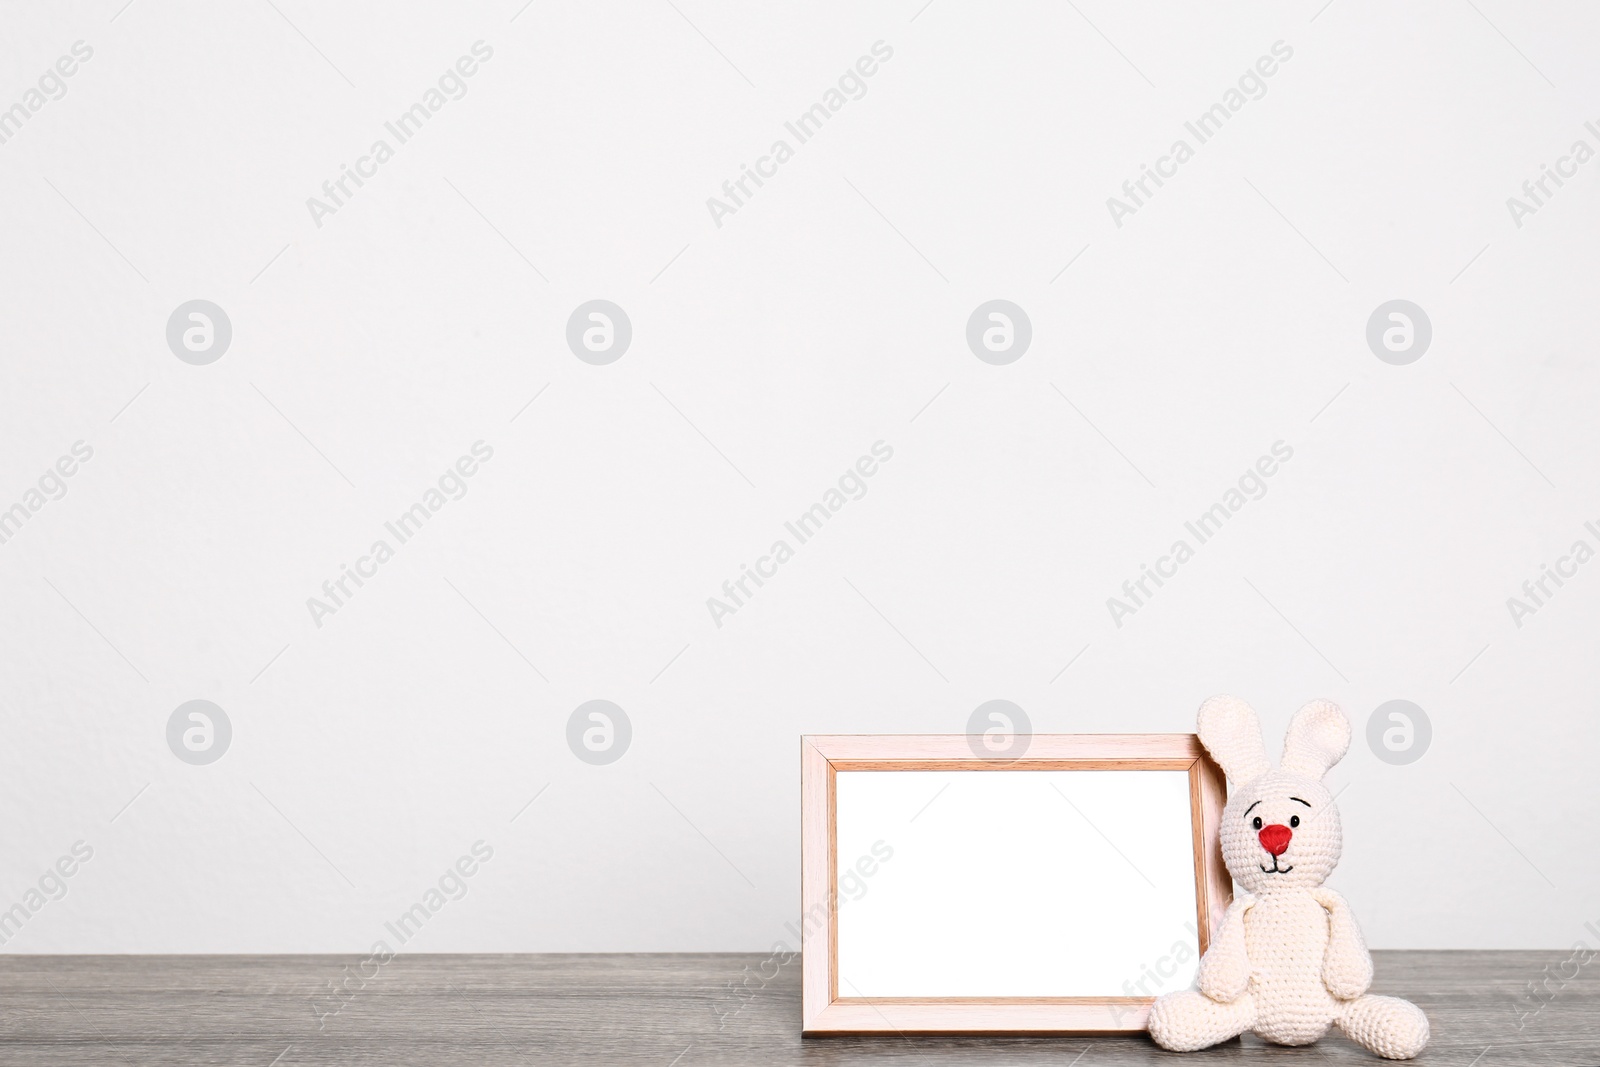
left=800, top=734, right=1229, bottom=1034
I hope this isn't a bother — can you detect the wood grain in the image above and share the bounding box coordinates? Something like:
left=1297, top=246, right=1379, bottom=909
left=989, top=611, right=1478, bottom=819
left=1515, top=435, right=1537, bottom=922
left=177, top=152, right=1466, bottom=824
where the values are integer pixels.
left=806, top=734, right=1206, bottom=762
left=801, top=734, right=1227, bottom=1032
left=0, top=951, right=1587, bottom=1065
left=1194, top=749, right=1232, bottom=948
left=799, top=736, right=833, bottom=1031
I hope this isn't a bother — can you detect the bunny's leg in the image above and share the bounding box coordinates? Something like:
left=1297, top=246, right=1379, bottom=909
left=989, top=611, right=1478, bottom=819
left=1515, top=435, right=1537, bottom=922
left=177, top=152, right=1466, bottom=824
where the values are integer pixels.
left=1147, top=990, right=1255, bottom=1052
left=1336, top=995, right=1429, bottom=1060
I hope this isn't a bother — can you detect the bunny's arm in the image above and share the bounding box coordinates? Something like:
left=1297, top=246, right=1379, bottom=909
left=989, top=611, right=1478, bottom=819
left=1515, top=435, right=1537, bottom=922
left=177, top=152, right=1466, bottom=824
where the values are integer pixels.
left=1195, top=894, right=1254, bottom=1002
left=1310, top=887, right=1373, bottom=999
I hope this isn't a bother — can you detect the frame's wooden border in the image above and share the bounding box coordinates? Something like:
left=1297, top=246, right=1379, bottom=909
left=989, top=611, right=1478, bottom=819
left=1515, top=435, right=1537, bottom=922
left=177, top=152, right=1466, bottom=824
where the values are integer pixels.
left=799, top=734, right=1230, bottom=1034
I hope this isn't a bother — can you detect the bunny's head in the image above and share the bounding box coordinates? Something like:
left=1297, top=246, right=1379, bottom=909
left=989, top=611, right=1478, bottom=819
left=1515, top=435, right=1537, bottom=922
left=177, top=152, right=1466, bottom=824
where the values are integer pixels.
left=1198, top=696, right=1350, bottom=895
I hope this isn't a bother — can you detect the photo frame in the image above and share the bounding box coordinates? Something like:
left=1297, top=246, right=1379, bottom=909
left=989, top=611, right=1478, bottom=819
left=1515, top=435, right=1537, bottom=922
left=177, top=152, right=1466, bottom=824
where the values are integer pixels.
left=800, top=734, right=1230, bottom=1034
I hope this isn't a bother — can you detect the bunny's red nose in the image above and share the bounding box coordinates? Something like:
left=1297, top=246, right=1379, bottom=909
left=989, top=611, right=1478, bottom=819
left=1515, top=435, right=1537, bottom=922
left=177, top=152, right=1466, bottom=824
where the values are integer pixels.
left=1258, top=824, right=1292, bottom=856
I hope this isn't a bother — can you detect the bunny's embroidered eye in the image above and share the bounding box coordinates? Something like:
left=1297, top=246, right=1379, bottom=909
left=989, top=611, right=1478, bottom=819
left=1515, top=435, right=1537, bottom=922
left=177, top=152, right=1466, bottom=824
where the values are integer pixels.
left=1290, top=815, right=1300, bottom=828
left=1251, top=816, right=1263, bottom=830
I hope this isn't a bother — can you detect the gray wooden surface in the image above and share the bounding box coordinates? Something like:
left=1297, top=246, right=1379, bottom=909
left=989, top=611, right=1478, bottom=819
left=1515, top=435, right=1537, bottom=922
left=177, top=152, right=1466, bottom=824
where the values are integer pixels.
left=0, top=951, right=1590, bottom=1065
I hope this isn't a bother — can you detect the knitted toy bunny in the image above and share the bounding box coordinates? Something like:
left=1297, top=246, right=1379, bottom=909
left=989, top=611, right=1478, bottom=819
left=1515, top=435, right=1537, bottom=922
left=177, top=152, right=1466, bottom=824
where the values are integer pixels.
left=1147, top=696, right=1429, bottom=1059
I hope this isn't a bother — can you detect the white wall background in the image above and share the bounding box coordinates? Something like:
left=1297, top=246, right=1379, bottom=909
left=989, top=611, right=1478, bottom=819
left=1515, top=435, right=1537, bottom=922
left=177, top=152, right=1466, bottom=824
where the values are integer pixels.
left=1, top=0, right=1597, bottom=954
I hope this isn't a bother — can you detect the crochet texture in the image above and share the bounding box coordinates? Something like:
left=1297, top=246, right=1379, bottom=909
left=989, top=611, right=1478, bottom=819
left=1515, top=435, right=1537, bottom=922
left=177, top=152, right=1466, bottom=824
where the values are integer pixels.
left=1147, top=696, right=1429, bottom=1060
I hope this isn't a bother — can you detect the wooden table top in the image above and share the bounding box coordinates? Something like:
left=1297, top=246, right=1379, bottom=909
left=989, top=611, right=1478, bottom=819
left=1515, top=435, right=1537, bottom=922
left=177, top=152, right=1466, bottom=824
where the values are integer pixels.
left=0, top=951, right=1589, bottom=1065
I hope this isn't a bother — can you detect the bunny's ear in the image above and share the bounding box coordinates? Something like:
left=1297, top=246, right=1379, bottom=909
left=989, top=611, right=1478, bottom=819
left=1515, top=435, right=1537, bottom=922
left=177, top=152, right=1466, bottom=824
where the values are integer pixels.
left=1197, top=695, right=1270, bottom=783
left=1280, top=699, right=1351, bottom=779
